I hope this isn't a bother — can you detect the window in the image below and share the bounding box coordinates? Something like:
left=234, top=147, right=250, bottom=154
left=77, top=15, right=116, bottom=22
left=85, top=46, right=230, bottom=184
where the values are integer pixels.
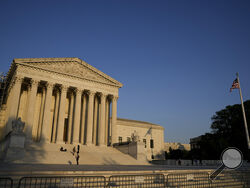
left=150, top=139, right=154, bottom=148
left=143, top=139, right=147, bottom=148
left=127, top=137, right=131, bottom=142
left=118, top=136, right=122, bottom=143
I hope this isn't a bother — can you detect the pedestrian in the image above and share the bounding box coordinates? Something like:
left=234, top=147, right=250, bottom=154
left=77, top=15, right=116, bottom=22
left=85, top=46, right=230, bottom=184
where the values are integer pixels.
left=77, top=145, right=80, bottom=153
left=178, top=159, right=181, bottom=166
left=72, top=146, right=76, bottom=156
left=76, top=152, right=80, bottom=165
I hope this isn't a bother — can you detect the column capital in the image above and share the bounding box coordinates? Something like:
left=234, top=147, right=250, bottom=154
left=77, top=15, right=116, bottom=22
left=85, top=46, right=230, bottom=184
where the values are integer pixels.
left=99, top=92, right=108, bottom=100
left=111, top=95, right=119, bottom=101
left=30, top=79, right=40, bottom=86
left=9, top=76, right=23, bottom=89
left=74, top=88, right=83, bottom=95
left=45, top=82, right=54, bottom=89
left=14, top=76, right=23, bottom=84
left=86, top=90, right=96, bottom=97
left=60, top=85, right=68, bottom=93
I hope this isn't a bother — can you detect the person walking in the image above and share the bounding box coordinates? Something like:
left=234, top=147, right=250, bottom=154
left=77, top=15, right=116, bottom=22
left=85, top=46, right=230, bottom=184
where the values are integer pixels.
left=76, top=152, right=80, bottom=165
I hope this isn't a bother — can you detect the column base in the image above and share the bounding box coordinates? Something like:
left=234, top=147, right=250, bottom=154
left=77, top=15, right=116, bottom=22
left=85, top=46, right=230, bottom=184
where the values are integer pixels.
left=56, top=140, right=65, bottom=145
left=98, top=143, right=107, bottom=147
left=40, top=136, right=51, bottom=144
left=86, top=142, right=94, bottom=147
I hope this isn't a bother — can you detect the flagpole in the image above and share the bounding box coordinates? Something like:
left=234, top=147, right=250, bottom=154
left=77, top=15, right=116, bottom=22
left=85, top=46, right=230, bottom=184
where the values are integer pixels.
left=236, top=72, right=250, bottom=149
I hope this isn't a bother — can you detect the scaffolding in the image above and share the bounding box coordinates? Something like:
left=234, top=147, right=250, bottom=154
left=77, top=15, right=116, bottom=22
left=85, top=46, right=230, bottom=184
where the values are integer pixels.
left=0, top=72, right=7, bottom=109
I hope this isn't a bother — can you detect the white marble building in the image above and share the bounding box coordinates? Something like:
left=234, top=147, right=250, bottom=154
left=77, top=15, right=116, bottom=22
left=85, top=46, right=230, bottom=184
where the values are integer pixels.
left=0, top=58, right=164, bottom=163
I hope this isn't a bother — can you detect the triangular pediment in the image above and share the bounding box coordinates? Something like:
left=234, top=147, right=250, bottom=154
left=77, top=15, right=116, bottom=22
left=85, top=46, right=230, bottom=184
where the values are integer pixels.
left=14, top=58, right=123, bottom=87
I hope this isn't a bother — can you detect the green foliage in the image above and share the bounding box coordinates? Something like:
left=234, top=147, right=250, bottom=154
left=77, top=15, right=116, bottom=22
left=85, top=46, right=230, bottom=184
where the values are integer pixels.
left=191, top=100, right=250, bottom=160
left=165, top=148, right=190, bottom=159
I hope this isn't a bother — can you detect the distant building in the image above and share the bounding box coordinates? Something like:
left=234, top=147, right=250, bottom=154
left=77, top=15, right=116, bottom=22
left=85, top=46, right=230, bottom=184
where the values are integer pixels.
left=190, top=136, right=202, bottom=149
left=164, top=142, right=190, bottom=152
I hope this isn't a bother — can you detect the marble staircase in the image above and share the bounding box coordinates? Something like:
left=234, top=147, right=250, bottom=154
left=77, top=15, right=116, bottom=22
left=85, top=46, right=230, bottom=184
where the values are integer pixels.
left=6, top=142, right=150, bottom=165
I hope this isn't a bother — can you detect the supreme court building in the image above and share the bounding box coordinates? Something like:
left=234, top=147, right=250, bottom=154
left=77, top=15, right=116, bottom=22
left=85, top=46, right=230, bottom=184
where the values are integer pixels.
left=0, top=58, right=164, bottom=164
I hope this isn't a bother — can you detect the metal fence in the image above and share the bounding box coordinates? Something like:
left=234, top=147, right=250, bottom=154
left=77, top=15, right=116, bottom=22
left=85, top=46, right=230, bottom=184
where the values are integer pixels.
left=9, top=171, right=250, bottom=188
left=0, top=177, right=13, bottom=188
left=166, top=171, right=250, bottom=188
left=211, top=170, right=250, bottom=188
left=108, top=174, right=165, bottom=187
left=166, top=172, right=211, bottom=188
left=18, top=176, right=106, bottom=188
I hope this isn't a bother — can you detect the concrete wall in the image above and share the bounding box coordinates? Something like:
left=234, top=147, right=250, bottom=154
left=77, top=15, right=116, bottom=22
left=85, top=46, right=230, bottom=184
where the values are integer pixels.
left=115, top=142, right=147, bottom=161
left=115, top=144, right=129, bottom=154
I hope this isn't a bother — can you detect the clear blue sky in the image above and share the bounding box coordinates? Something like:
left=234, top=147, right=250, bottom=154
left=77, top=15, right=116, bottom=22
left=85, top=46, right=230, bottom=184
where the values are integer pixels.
left=1, top=0, right=250, bottom=144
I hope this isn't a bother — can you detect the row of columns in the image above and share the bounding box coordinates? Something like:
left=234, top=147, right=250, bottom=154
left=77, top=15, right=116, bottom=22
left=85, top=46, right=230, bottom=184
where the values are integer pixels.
left=7, top=76, right=118, bottom=146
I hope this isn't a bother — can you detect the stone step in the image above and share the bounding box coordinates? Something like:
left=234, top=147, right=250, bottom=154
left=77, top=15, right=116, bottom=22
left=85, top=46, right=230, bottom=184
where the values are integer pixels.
left=7, top=143, right=149, bottom=165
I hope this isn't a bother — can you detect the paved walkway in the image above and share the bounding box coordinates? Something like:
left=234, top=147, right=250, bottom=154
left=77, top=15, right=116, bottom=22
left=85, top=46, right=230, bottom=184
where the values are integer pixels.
left=0, top=163, right=219, bottom=172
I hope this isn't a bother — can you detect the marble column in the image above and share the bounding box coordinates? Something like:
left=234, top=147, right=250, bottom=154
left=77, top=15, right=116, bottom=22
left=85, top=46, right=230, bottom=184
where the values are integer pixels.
left=105, top=98, right=110, bottom=145
left=80, top=93, right=87, bottom=144
left=67, top=91, right=74, bottom=144
left=73, top=89, right=82, bottom=144
left=7, top=76, right=23, bottom=133
left=52, top=89, right=60, bottom=143
left=37, top=86, right=46, bottom=141
left=25, top=79, right=39, bottom=140
left=86, top=91, right=95, bottom=145
left=56, top=85, right=67, bottom=143
left=111, top=96, right=118, bottom=145
left=98, top=93, right=106, bottom=146
left=93, top=96, right=98, bottom=145
left=41, top=82, right=53, bottom=143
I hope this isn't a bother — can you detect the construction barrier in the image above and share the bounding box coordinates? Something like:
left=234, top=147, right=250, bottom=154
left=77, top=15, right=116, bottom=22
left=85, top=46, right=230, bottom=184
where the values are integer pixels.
left=211, top=170, right=250, bottom=188
left=0, top=177, right=13, bottom=188
left=166, top=172, right=211, bottom=188
left=12, top=170, right=250, bottom=187
left=108, top=174, right=165, bottom=187
left=18, top=176, right=106, bottom=188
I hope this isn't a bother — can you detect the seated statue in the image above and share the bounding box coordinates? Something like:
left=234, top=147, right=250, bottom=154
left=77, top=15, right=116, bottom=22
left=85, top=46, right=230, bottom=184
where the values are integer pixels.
left=12, top=117, right=25, bottom=135
left=131, top=131, right=140, bottom=142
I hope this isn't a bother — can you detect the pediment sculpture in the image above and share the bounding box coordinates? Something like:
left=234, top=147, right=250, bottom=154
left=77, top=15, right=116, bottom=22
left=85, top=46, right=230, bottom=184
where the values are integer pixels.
left=23, top=61, right=117, bottom=86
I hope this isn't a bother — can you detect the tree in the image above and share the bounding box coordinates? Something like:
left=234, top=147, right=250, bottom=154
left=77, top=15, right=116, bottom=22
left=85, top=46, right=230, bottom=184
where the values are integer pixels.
left=194, top=100, right=250, bottom=160
left=210, top=100, right=250, bottom=160
left=189, top=100, right=250, bottom=160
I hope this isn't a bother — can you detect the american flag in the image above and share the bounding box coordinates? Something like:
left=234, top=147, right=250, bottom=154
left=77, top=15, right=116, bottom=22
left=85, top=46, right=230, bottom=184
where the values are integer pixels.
left=230, top=78, right=239, bottom=92
left=145, top=127, right=152, bottom=136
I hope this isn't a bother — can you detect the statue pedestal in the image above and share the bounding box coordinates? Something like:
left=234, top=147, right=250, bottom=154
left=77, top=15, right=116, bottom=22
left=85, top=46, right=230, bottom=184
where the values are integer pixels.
left=4, top=133, right=26, bottom=163
left=9, top=133, right=25, bottom=148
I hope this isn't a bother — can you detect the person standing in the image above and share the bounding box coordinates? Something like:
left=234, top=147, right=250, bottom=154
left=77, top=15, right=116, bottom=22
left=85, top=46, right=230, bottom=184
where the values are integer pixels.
left=76, top=152, right=80, bottom=165
left=77, top=145, right=80, bottom=153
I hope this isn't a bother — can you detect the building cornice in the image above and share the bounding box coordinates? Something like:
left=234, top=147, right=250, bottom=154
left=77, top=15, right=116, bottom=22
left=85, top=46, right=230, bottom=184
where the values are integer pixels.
left=117, top=118, right=164, bottom=130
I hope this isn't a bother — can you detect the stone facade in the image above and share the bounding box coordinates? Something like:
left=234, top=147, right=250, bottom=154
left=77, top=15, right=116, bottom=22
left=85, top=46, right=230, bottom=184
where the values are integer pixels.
left=0, top=58, right=122, bottom=146
left=117, top=118, right=165, bottom=160
left=0, top=57, right=165, bottom=163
